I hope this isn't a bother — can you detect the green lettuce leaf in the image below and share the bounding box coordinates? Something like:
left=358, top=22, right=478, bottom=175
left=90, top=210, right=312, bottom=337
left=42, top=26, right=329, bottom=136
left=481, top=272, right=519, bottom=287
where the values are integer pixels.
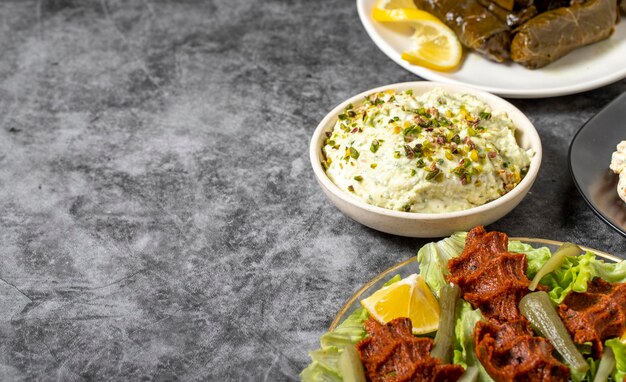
left=588, top=258, right=626, bottom=284
left=606, top=338, right=626, bottom=382
left=301, top=307, right=369, bottom=381
left=300, top=361, right=342, bottom=382
left=320, top=308, right=369, bottom=349
left=417, top=232, right=466, bottom=295
left=507, top=241, right=552, bottom=280
left=536, top=252, right=626, bottom=303
left=453, top=300, right=494, bottom=382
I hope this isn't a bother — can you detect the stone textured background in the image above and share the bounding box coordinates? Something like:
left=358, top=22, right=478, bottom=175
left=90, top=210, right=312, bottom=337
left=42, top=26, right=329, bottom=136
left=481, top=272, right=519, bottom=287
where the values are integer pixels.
left=0, top=0, right=625, bottom=380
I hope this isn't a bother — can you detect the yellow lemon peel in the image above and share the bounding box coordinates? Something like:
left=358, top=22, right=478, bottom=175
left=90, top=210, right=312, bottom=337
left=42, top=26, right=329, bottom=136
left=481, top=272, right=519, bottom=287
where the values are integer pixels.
left=372, top=0, right=463, bottom=71
left=360, top=274, right=440, bottom=334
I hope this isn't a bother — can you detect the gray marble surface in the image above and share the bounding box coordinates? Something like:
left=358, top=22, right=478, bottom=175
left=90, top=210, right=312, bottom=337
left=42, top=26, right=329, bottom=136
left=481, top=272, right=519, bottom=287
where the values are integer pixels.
left=0, top=0, right=625, bottom=380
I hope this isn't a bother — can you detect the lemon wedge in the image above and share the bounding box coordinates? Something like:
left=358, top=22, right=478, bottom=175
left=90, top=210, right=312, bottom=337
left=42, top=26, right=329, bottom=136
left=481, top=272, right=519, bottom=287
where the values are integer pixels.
left=376, top=0, right=417, bottom=9
left=401, top=21, right=463, bottom=71
left=372, top=0, right=463, bottom=71
left=372, top=0, right=440, bottom=23
left=360, top=273, right=440, bottom=334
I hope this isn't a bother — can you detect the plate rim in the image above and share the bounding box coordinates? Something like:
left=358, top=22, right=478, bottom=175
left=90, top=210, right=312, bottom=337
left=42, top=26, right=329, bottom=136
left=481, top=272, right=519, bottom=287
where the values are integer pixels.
left=329, top=236, right=621, bottom=331
left=568, top=92, right=626, bottom=239
left=356, top=0, right=626, bottom=99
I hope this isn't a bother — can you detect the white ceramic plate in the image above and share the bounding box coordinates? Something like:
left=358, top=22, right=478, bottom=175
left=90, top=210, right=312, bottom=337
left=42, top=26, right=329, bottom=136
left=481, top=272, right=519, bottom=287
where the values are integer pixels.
left=329, top=238, right=621, bottom=330
left=357, top=0, right=626, bottom=98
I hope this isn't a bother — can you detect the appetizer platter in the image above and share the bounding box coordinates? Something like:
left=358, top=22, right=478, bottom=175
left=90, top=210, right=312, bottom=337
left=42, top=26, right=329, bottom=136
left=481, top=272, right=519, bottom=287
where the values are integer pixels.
left=356, top=0, right=626, bottom=98
left=304, top=4, right=626, bottom=380
left=569, top=92, right=626, bottom=238
left=301, top=227, right=626, bottom=382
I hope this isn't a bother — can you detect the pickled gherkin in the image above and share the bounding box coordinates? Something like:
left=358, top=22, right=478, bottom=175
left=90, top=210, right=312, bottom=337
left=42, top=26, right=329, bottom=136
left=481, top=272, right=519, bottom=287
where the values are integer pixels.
left=519, top=291, right=589, bottom=373
left=431, top=283, right=461, bottom=363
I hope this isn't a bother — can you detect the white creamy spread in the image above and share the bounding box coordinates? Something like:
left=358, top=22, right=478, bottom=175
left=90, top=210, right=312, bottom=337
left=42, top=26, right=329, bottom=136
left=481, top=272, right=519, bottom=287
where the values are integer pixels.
left=321, top=88, right=533, bottom=213
left=610, top=140, right=626, bottom=203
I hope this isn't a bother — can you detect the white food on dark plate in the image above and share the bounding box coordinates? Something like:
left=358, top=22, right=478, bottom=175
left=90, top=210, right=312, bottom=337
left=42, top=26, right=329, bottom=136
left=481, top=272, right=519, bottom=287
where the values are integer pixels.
left=609, top=140, right=626, bottom=203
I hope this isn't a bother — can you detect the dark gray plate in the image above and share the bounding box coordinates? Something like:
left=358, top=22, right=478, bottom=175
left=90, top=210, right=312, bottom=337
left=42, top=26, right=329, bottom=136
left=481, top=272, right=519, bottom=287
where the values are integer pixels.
left=569, top=92, right=626, bottom=238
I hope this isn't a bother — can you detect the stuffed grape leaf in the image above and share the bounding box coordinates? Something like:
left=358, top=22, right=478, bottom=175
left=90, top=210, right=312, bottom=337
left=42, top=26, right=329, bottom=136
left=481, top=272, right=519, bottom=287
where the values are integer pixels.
left=511, top=0, right=618, bottom=68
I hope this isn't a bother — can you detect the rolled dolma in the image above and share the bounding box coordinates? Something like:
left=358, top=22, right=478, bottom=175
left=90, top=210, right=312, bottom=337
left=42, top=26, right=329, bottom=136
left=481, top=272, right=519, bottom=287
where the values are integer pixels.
left=511, top=0, right=618, bottom=68
left=414, top=0, right=511, bottom=62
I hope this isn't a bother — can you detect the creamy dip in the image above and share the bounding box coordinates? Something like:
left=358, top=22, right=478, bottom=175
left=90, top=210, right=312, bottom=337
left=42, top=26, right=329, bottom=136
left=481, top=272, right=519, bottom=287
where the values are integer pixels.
left=609, top=140, right=626, bottom=203
left=321, top=88, right=533, bottom=213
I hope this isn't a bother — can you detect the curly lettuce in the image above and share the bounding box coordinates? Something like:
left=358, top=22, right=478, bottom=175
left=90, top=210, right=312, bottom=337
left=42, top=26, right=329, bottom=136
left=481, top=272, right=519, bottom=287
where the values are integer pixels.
left=526, top=251, right=626, bottom=303
left=301, top=307, right=368, bottom=382
left=417, top=232, right=466, bottom=296
left=453, top=300, right=494, bottom=382
left=301, top=276, right=403, bottom=382
left=507, top=240, right=552, bottom=280
left=606, top=338, right=626, bottom=382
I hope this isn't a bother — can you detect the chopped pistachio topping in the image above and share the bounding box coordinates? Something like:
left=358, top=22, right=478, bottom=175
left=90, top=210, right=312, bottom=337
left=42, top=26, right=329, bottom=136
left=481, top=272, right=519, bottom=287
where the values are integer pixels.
left=349, top=147, right=359, bottom=160
left=321, top=88, right=532, bottom=213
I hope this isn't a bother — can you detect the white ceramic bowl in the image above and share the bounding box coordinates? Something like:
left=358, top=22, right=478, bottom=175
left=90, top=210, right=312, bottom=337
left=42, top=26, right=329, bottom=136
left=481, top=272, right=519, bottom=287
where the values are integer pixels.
left=310, top=81, right=542, bottom=238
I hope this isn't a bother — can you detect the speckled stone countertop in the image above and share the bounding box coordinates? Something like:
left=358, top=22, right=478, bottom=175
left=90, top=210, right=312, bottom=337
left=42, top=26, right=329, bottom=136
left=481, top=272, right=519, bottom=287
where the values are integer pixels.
left=1, top=1, right=625, bottom=380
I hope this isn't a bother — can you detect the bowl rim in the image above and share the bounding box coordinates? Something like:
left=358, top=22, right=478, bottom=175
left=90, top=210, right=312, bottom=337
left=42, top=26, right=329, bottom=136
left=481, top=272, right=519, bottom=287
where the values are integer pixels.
left=309, top=81, right=543, bottom=221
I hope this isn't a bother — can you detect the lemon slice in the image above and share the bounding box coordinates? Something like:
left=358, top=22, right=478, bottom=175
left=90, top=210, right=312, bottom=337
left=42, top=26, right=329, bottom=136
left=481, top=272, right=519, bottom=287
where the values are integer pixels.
left=401, top=21, right=463, bottom=71
left=371, top=0, right=462, bottom=71
left=360, top=273, right=440, bottom=334
left=372, top=0, right=440, bottom=23
left=376, top=0, right=417, bottom=9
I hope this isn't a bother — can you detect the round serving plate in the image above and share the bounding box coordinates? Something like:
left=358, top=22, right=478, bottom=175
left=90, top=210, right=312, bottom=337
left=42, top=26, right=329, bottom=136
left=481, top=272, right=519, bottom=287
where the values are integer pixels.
left=569, top=92, right=626, bottom=238
left=356, top=0, right=626, bottom=98
left=329, top=237, right=621, bottom=331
